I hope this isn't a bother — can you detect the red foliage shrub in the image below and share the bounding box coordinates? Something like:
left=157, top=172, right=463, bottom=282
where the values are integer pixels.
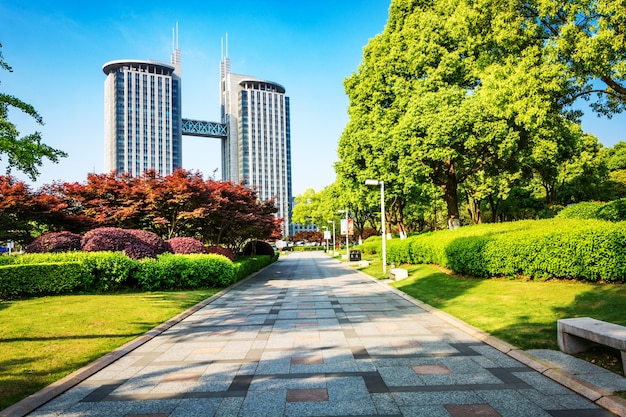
left=123, top=244, right=157, bottom=260
left=25, top=231, right=82, bottom=253
left=166, top=237, right=207, bottom=254
left=126, top=229, right=170, bottom=254
left=206, top=245, right=235, bottom=261
left=81, top=227, right=144, bottom=252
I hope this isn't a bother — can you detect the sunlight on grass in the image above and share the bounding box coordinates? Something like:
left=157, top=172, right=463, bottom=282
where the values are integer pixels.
left=0, top=290, right=218, bottom=410
left=385, top=263, right=626, bottom=350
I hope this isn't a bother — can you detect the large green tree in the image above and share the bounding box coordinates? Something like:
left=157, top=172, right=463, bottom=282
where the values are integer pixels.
left=338, top=0, right=568, bottom=224
left=0, top=43, right=66, bottom=180
left=337, top=0, right=626, bottom=224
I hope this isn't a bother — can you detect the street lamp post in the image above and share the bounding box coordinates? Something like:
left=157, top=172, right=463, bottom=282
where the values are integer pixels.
left=338, top=209, right=349, bottom=259
left=365, top=179, right=386, bottom=274
left=327, top=220, right=336, bottom=255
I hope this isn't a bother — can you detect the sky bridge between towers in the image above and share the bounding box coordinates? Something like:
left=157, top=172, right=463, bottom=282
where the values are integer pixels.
left=181, top=118, right=227, bottom=138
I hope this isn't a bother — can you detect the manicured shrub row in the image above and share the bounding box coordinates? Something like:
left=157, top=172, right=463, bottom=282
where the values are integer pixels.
left=232, top=255, right=277, bottom=282
left=0, top=252, right=254, bottom=298
left=291, top=246, right=326, bottom=252
left=557, top=199, right=626, bottom=222
left=373, top=218, right=626, bottom=282
left=0, top=262, right=85, bottom=297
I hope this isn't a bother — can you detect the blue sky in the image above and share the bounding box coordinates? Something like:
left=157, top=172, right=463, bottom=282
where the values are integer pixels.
left=1, top=1, right=625, bottom=196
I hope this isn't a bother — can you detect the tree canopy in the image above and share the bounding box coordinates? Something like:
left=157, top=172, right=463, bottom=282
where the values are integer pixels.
left=0, top=170, right=282, bottom=251
left=0, top=43, right=66, bottom=180
left=334, top=0, right=626, bottom=231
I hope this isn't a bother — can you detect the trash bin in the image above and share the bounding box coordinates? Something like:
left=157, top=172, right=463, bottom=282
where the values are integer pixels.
left=349, top=250, right=361, bottom=261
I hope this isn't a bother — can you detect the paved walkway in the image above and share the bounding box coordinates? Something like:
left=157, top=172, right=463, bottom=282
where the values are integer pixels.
left=6, top=252, right=624, bottom=417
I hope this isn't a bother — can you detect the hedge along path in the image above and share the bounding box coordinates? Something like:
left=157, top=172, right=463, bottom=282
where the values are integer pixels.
left=366, top=218, right=626, bottom=282
left=0, top=252, right=236, bottom=298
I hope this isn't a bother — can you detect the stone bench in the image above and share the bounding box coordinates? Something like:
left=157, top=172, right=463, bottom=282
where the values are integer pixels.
left=389, top=268, right=408, bottom=281
left=557, top=317, right=626, bottom=374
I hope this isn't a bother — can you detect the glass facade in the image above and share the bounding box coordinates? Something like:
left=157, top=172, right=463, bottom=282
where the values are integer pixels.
left=104, top=60, right=181, bottom=177
left=229, top=76, right=292, bottom=237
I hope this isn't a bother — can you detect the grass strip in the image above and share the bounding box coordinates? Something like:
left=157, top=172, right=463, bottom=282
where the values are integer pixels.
left=0, top=289, right=219, bottom=411
left=348, top=252, right=626, bottom=375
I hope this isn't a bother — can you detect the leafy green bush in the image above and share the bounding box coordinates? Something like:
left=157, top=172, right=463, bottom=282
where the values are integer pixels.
left=0, top=250, right=277, bottom=298
left=378, top=219, right=626, bottom=282
left=596, top=199, right=626, bottom=222
left=132, top=253, right=234, bottom=290
left=79, top=252, right=138, bottom=291
left=556, top=202, right=603, bottom=219
left=359, top=236, right=381, bottom=255
left=232, top=255, right=276, bottom=282
left=0, top=262, right=86, bottom=297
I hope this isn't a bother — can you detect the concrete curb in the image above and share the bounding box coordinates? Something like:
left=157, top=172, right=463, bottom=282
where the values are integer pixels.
left=356, top=268, right=626, bottom=417
left=0, top=260, right=278, bottom=417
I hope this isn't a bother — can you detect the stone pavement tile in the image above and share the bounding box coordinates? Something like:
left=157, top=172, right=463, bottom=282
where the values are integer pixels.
left=372, top=392, right=402, bottom=415
left=477, top=390, right=557, bottom=417
left=286, top=388, right=328, bottom=402
left=168, top=398, right=221, bottom=417
left=392, top=390, right=485, bottom=406
left=398, top=405, right=453, bottom=417
left=214, top=397, right=244, bottom=417
left=249, top=375, right=325, bottom=392
left=444, top=403, right=501, bottom=417
left=240, top=390, right=286, bottom=417
left=284, top=399, right=378, bottom=417
left=378, top=366, right=425, bottom=387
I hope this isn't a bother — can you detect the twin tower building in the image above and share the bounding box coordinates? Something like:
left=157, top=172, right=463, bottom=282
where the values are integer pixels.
left=102, top=36, right=293, bottom=236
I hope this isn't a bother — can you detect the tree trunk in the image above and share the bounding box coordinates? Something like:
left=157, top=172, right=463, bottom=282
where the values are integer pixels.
left=441, top=164, right=460, bottom=227
left=465, top=192, right=481, bottom=224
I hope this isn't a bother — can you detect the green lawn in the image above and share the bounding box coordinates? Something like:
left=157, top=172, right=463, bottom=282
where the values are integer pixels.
left=0, top=289, right=219, bottom=411
left=349, top=252, right=626, bottom=375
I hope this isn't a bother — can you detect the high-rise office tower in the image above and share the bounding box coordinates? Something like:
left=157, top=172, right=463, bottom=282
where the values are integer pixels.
left=220, top=52, right=293, bottom=236
left=102, top=37, right=182, bottom=177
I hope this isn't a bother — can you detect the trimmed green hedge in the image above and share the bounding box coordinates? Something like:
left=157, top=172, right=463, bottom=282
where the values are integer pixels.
left=233, top=255, right=277, bottom=282
left=0, top=262, right=85, bottom=297
left=557, top=199, right=626, bottom=222
left=133, top=253, right=235, bottom=291
left=364, top=219, right=626, bottom=282
left=0, top=252, right=276, bottom=298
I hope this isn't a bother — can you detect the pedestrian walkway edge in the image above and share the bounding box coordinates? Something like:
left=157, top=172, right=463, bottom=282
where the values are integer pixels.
left=349, top=264, right=626, bottom=417
left=0, top=259, right=280, bottom=417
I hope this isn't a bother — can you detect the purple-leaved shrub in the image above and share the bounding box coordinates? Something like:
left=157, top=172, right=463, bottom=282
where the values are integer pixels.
left=26, top=231, right=82, bottom=253
left=167, top=237, right=207, bottom=254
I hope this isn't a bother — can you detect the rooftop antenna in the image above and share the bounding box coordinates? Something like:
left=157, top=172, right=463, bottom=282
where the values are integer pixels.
left=220, top=32, right=230, bottom=78
left=171, top=22, right=181, bottom=66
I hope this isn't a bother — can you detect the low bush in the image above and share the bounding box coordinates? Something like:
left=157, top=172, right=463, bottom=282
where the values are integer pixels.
left=126, top=229, right=170, bottom=254
left=0, top=262, right=85, bottom=297
left=79, top=252, right=138, bottom=292
left=167, top=237, right=207, bottom=254
left=123, top=244, right=157, bottom=260
left=81, top=228, right=144, bottom=252
left=206, top=245, right=235, bottom=261
left=556, top=202, right=603, bottom=220
left=556, top=199, right=626, bottom=222
left=0, top=247, right=278, bottom=298
left=376, top=219, right=626, bottom=282
left=596, top=199, right=626, bottom=222
left=232, top=255, right=276, bottom=282
left=25, top=231, right=82, bottom=253
left=132, top=253, right=234, bottom=290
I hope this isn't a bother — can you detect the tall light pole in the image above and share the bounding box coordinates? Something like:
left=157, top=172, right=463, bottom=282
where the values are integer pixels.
left=338, top=209, right=349, bottom=259
left=327, top=220, right=335, bottom=255
left=365, top=179, right=386, bottom=274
